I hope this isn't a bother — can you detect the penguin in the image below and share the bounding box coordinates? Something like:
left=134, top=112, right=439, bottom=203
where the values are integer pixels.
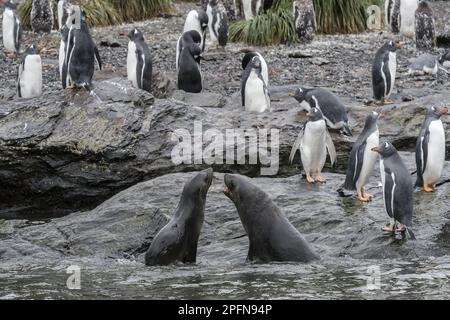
left=293, top=0, right=316, bottom=42
left=31, top=0, right=53, bottom=33
left=289, top=87, right=352, bottom=136
left=206, top=0, right=229, bottom=48
left=415, top=1, right=435, bottom=50
left=183, top=9, right=208, bottom=52
left=222, top=0, right=238, bottom=21
left=407, top=54, right=438, bottom=76
left=241, top=0, right=262, bottom=20
left=341, top=112, right=380, bottom=202
left=385, top=0, right=400, bottom=33
left=240, top=55, right=270, bottom=113
left=415, top=106, right=448, bottom=192
left=439, top=51, right=450, bottom=69
left=372, top=41, right=401, bottom=104
left=371, top=142, right=415, bottom=240
left=57, top=0, right=69, bottom=31
left=178, top=43, right=203, bottom=93
left=399, top=0, right=419, bottom=37
left=127, top=29, right=153, bottom=93
left=2, top=0, right=22, bottom=54
left=63, top=6, right=101, bottom=89
left=17, top=44, right=42, bottom=99
left=242, top=51, right=269, bottom=87
left=59, top=24, right=69, bottom=86
left=289, top=107, right=336, bottom=184
left=176, top=30, right=202, bottom=72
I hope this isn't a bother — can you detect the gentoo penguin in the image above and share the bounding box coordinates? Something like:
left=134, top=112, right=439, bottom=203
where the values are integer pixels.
left=385, top=0, right=400, bottom=33
left=63, top=6, right=101, bottom=89
left=31, top=0, right=53, bottom=33
left=290, top=87, right=352, bottom=136
left=372, top=142, right=415, bottom=240
left=57, top=0, right=69, bottom=30
left=241, top=0, right=262, bottom=20
left=440, top=51, right=450, bottom=69
left=127, top=29, right=153, bottom=93
left=399, top=0, right=419, bottom=37
left=206, top=0, right=229, bottom=48
left=242, top=51, right=268, bottom=86
left=17, top=44, right=42, bottom=99
left=289, top=107, right=336, bottom=183
left=341, top=112, right=380, bottom=202
left=372, top=41, right=401, bottom=104
left=407, top=54, right=438, bottom=76
left=2, top=0, right=22, bottom=54
left=293, top=0, right=316, bottom=42
left=178, top=43, right=203, bottom=93
left=183, top=9, right=208, bottom=52
left=415, top=106, right=448, bottom=192
left=415, top=1, right=435, bottom=50
left=176, top=30, right=202, bottom=72
left=241, top=55, right=270, bottom=113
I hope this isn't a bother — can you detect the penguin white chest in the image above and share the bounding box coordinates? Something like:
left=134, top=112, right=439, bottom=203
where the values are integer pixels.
left=59, top=40, right=66, bottom=79
left=356, top=130, right=380, bottom=189
left=19, top=55, right=42, bottom=99
left=423, top=120, right=445, bottom=183
left=127, top=41, right=138, bottom=88
left=244, top=71, right=268, bottom=113
left=301, top=120, right=327, bottom=173
left=2, top=9, right=16, bottom=51
left=387, top=52, right=397, bottom=97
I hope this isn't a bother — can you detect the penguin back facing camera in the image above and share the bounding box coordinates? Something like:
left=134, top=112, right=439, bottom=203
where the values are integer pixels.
left=177, top=43, right=203, bottom=93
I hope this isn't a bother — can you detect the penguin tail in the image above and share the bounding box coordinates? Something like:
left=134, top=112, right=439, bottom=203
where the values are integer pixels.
left=406, top=228, right=416, bottom=240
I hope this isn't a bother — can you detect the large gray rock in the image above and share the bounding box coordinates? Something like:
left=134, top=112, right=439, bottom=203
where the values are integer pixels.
left=0, top=76, right=450, bottom=218
left=0, top=158, right=449, bottom=266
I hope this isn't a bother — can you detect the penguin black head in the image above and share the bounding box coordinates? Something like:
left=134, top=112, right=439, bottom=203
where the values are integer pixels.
left=307, top=107, right=323, bottom=122
left=365, top=111, right=380, bottom=128
left=25, top=44, right=38, bottom=55
left=242, top=52, right=260, bottom=70
left=428, top=106, right=448, bottom=119
left=371, top=142, right=397, bottom=158
left=417, top=1, right=432, bottom=14
left=188, top=43, right=203, bottom=63
left=289, top=87, right=308, bottom=103
left=128, top=28, right=144, bottom=42
left=196, top=10, right=209, bottom=30
left=250, top=56, right=262, bottom=70
left=4, top=0, right=17, bottom=9
left=383, top=40, right=402, bottom=52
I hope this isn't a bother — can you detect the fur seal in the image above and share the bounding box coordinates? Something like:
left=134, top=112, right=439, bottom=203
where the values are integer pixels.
left=145, top=168, right=213, bottom=266
left=223, top=173, right=319, bottom=263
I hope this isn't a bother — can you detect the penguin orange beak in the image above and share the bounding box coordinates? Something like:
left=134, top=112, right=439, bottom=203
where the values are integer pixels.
left=440, top=108, right=449, bottom=114
left=379, top=111, right=386, bottom=119
left=371, top=146, right=381, bottom=153
left=396, top=42, right=403, bottom=49
left=288, top=92, right=295, bottom=97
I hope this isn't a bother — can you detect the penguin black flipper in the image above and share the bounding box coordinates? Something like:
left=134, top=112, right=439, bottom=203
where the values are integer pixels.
left=343, top=141, right=366, bottom=190
left=415, top=127, right=430, bottom=187
left=382, top=53, right=392, bottom=98
left=94, top=45, right=102, bottom=70
left=325, top=130, right=336, bottom=166
left=136, top=46, right=144, bottom=90
left=14, top=14, right=22, bottom=53
left=383, top=167, right=395, bottom=219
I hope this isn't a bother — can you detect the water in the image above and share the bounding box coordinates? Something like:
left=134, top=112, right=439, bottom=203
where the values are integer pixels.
left=1, top=255, right=450, bottom=299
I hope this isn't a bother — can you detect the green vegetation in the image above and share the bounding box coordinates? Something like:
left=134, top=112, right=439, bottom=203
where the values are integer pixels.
left=230, top=0, right=385, bottom=45
left=18, top=0, right=173, bottom=28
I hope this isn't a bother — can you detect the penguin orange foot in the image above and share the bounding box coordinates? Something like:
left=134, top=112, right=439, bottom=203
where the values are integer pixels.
left=315, top=174, right=326, bottom=183
left=306, top=174, right=315, bottom=184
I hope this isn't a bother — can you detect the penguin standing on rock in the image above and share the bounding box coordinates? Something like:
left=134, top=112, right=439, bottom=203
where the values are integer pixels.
left=206, top=0, right=229, bottom=48
left=289, top=107, right=336, bottom=184
left=63, top=6, right=102, bottom=89
left=242, top=51, right=269, bottom=87
left=183, top=10, right=208, bottom=52
left=293, top=0, right=316, bottom=42
left=31, top=0, right=53, bottom=33
left=17, top=44, right=42, bottom=99
left=385, top=0, right=400, bottom=33
left=415, top=1, right=436, bottom=50
left=2, top=0, right=22, bottom=55
left=415, top=106, right=448, bottom=192
left=372, top=142, right=415, bottom=240
left=178, top=43, right=203, bottom=93
left=241, top=55, right=270, bottom=113
left=289, top=87, right=352, bottom=136
left=127, top=29, right=153, bottom=93
left=341, top=112, right=380, bottom=202
left=372, top=41, right=401, bottom=104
